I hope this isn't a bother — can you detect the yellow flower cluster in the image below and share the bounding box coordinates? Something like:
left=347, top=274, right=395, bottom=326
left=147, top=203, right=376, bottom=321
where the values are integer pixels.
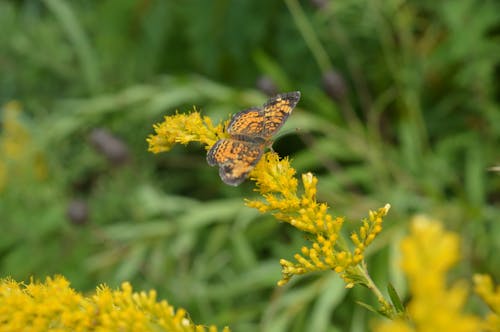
left=375, top=216, right=482, bottom=332
left=246, top=156, right=390, bottom=287
left=474, top=274, right=500, bottom=331
left=147, top=110, right=391, bottom=289
left=0, top=101, right=48, bottom=191
left=350, top=206, right=386, bottom=264
left=1, top=101, right=30, bottom=159
left=0, top=275, right=229, bottom=332
left=147, top=111, right=226, bottom=153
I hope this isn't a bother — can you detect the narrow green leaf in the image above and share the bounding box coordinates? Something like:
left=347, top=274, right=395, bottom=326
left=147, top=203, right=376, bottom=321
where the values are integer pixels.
left=355, top=301, right=378, bottom=314
left=387, top=283, right=405, bottom=313
left=43, top=0, right=101, bottom=93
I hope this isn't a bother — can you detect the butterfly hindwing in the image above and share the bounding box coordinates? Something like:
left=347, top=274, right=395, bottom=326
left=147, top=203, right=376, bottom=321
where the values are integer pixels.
left=207, top=139, right=264, bottom=186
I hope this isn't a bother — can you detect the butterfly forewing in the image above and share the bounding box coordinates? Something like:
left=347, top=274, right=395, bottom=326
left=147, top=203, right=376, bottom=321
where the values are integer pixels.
left=227, top=107, right=265, bottom=138
left=262, top=91, right=301, bottom=138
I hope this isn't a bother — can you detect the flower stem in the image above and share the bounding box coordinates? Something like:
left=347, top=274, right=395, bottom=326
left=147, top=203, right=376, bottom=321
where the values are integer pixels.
left=358, top=261, right=396, bottom=318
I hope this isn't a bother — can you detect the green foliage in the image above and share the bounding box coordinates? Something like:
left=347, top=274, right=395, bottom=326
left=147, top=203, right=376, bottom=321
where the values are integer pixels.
left=0, top=0, right=499, bottom=331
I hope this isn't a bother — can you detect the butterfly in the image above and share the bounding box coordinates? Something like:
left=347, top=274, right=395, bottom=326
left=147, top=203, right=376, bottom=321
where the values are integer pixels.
left=207, top=91, right=301, bottom=186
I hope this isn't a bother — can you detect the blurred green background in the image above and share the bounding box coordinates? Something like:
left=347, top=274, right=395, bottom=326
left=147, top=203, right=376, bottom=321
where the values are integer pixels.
left=1, top=0, right=499, bottom=331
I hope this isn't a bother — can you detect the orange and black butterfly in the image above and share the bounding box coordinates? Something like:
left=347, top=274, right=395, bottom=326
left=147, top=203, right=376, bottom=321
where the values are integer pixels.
left=207, top=91, right=301, bottom=186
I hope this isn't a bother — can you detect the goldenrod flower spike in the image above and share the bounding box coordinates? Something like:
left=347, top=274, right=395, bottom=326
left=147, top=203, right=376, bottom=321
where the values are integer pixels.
left=148, top=109, right=391, bottom=292
left=375, top=217, right=482, bottom=332
left=247, top=151, right=391, bottom=288
left=0, top=101, right=49, bottom=191
left=147, top=111, right=226, bottom=154
left=0, top=275, right=230, bottom=332
left=474, top=274, right=500, bottom=331
left=351, top=204, right=389, bottom=264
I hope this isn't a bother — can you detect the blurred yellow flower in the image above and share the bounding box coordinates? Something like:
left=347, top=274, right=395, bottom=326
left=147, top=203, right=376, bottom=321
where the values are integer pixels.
left=474, top=274, right=500, bottom=332
left=1, top=101, right=30, bottom=159
left=0, top=101, right=48, bottom=191
left=0, top=275, right=229, bottom=332
left=374, top=216, right=482, bottom=332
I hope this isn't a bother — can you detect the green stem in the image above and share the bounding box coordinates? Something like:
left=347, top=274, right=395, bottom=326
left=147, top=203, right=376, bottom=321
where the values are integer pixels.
left=358, top=261, right=396, bottom=318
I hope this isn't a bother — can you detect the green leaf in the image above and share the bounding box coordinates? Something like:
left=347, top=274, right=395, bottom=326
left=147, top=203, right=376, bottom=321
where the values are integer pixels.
left=355, top=301, right=378, bottom=315
left=387, top=283, right=405, bottom=314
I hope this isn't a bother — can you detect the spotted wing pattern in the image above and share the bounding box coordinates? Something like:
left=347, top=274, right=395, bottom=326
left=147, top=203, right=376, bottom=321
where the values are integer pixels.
left=227, top=91, right=301, bottom=140
left=261, top=91, right=301, bottom=137
left=207, top=91, right=301, bottom=186
left=226, top=107, right=264, bottom=140
left=206, top=139, right=264, bottom=186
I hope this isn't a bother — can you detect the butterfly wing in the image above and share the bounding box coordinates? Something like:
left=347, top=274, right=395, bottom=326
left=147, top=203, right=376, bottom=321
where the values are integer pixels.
left=226, top=107, right=265, bottom=138
left=261, top=91, right=301, bottom=138
left=207, top=91, right=301, bottom=186
left=227, top=91, right=301, bottom=140
left=207, top=139, right=264, bottom=186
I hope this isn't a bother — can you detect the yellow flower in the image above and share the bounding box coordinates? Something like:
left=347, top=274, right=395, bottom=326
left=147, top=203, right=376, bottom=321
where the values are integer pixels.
left=0, top=101, right=48, bottom=191
left=0, top=275, right=230, bottom=332
left=147, top=111, right=226, bottom=153
left=148, top=109, right=391, bottom=290
left=0, top=162, right=6, bottom=192
left=246, top=152, right=391, bottom=287
left=374, top=216, right=482, bottom=332
left=1, top=101, right=30, bottom=159
left=474, top=274, right=500, bottom=332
